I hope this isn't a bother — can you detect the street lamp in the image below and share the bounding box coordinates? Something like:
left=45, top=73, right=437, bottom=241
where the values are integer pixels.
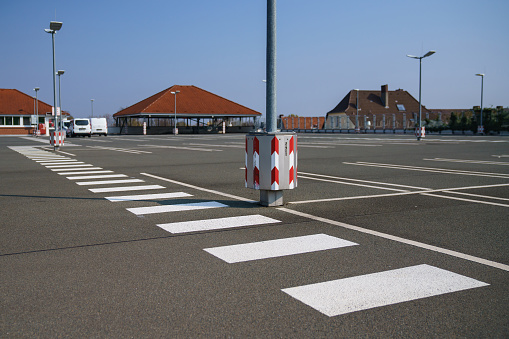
left=57, top=70, right=65, bottom=130
left=407, top=50, right=435, bottom=140
left=91, top=99, right=94, bottom=118
left=475, top=73, right=485, bottom=134
left=34, top=87, right=40, bottom=135
left=45, top=21, right=62, bottom=144
left=354, top=89, right=360, bottom=133
left=171, top=90, right=180, bottom=135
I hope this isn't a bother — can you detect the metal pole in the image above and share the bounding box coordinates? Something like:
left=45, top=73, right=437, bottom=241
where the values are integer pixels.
left=418, top=57, right=422, bottom=140
left=356, top=89, right=359, bottom=132
left=174, top=93, right=177, bottom=134
left=266, top=0, right=277, bottom=133
left=91, top=99, right=94, bottom=118
left=51, top=31, right=58, bottom=147
left=35, top=88, right=39, bottom=135
left=58, top=74, right=62, bottom=130
left=480, top=75, right=484, bottom=133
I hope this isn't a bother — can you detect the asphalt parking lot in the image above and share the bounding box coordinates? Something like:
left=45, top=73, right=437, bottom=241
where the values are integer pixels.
left=1, top=133, right=508, bottom=337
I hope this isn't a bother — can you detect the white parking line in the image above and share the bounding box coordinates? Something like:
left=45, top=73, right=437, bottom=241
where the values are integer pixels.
left=89, top=185, right=165, bottom=193
left=140, top=145, right=222, bottom=152
left=76, top=179, right=144, bottom=186
left=204, top=234, right=358, bottom=263
left=158, top=214, right=281, bottom=234
left=278, top=207, right=509, bottom=272
left=126, top=201, right=227, bottom=215
left=345, top=161, right=509, bottom=179
left=282, top=264, right=489, bottom=317
left=425, top=158, right=509, bottom=166
left=105, top=192, right=192, bottom=202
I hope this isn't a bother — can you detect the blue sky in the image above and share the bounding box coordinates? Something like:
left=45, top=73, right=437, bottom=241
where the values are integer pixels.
left=2, top=0, right=508, bottom=119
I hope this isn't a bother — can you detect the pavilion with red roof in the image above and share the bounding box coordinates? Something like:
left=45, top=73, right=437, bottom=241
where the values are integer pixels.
left=113, top=85, right=262, bottom=134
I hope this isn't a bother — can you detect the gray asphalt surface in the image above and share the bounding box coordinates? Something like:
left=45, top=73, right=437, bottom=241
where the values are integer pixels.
left=1, top=133, right=508, bottom=337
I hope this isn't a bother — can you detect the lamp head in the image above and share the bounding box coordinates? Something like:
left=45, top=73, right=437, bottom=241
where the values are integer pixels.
left=423, top=50, right=436, bottom=58
left=34, top=87, right=40, bottom=91
left=49, top=21, right=63, bottom=31
left=476, top=73, right=485, bottom=77
left=57, top=70, right=65, bottom=76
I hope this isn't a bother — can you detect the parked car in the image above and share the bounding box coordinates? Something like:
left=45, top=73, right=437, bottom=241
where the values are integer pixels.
left=67, top=118, right=91, bottom=137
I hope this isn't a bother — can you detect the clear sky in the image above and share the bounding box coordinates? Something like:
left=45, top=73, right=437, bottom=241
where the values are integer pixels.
left=2, top=0, right=508, bottom=119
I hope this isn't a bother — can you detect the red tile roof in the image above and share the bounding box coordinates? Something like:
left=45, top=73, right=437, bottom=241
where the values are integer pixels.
left=327, top=85, right=431, bottom=117
left=0, top=89, right=54, bottom=116
left=113, top=85, right=261, bottom=118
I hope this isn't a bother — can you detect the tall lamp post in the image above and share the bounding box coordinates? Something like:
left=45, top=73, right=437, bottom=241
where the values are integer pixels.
left=91, top=99, right=94, bottom=118
left=406, top=50, right=435, bottom=140
left=34, top=87, right=40, bottom=135
left=57, top=70, right=65, bottom=130
left=171, top=90, right=180, bottom=135
left=475, top=73, right=485, bottom=134
left=45, top=21, right=62, bottom=141
left=354, top=89, right=360, bottom=133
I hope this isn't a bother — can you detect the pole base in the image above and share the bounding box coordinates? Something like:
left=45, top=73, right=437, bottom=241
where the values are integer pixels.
left=260, top=190, right=283, bottom=207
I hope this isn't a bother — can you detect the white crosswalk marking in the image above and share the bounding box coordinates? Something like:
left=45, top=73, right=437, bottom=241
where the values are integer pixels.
left=89, top=185, right=165, bottom=193
left=158, top=214, right=281, bottom=234
left=67, top=174, right=128, bottom=180
left=58, top=170, right=114, bottom=175
left=45, top=164, right=93, bottom=168
left=51, top=167, right=103, bottom=171
left=204, top=234, right=358, bottom=263
left=76, top=179, right=144, bottom=186
left=106, top=192, right=192, bottom=202
left=282, top=264, right=489, bottom=317
left=127, top=201, right=227, bottom=215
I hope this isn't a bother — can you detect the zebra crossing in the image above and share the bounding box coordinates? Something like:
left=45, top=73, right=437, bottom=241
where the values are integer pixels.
left=9, top=145, right=490, bottom=317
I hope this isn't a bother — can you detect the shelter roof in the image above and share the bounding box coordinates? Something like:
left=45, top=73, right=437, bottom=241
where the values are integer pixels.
left=0, top=88, right=59, bottom=116
left=113, top=85, right=261, bottom=118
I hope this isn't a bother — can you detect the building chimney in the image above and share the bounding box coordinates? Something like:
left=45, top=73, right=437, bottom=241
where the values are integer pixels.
left=381, top=84, right=389, bottom=108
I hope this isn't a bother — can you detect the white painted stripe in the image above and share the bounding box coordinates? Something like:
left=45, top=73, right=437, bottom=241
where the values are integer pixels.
left=45, top=164, right=92, bottom=168
left=425, top=158, right=509, bottom=166
left=282, top=264, right=489, bottom=317
left=51, top=167, right=103, bottom=172
left=67, top=174, right=128, bottom=180
left=35, top=159, right=73, bottom=163
left=76, top=179, right=144, bottom=186
left=204, top=234, right=358, bottom=263
left=158, top=214, right=281, bottom=234
left=139, top=144, right=222, bottom=152
left=39, top=161, right=82, bottom=165
left=106, top=192, right=192, bottom=202
left=58, top=170, right=114, bottom=175
left=278, top=207, right=509, bottom=272
left=32, top=158, right=69, bottom=161
left=345, top=161, right=509, bottom=179
left=127, top=201, right=227, bottom=215
left=89, top=185, right=165, bottom=193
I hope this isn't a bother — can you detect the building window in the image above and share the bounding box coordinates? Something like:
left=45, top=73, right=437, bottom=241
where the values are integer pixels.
left=5, top=117, right=13, bottom=125
left=397, top=104, right=406, bottom=111
left=39, top=117, right=45, bottom=124
left=13, top=117, right=20, bottom=125
left=23, top=117, right=30, bottom=125
left=0, top=117, right=4, bottom=125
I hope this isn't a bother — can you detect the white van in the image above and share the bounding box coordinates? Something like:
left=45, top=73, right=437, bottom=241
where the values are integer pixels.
left=67, top=118, right=91, bottom=137
left=91, top=118, right=108, bottom=136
